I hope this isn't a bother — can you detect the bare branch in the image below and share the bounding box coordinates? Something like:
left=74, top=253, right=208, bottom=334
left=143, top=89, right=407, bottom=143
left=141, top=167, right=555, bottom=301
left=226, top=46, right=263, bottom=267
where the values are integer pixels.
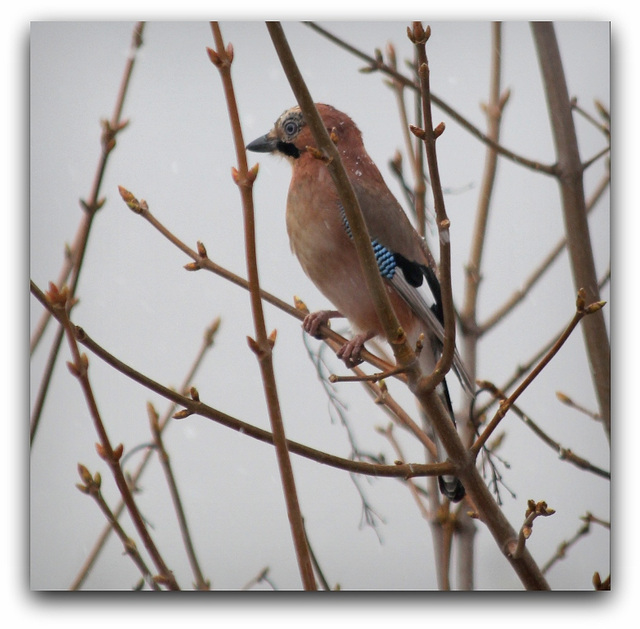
left=510, top=500, right=556, bottom=560
left=149, top=402, right=210, bottom=590
left=305, top=21, right=556, bottom=175
left=30, top=22, right=145, bottom=443
left=41, top=282, right=179, bottom=590
left=471, top=289, right=606, bottom=456
left=531, top=22, right=610, bottom=441
left=266, top=21, right=416, bottom=371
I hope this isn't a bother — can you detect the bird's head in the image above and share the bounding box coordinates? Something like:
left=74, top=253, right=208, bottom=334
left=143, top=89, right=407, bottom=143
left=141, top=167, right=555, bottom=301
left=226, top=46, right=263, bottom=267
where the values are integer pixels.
left=246, top=104, right=363, bottom=163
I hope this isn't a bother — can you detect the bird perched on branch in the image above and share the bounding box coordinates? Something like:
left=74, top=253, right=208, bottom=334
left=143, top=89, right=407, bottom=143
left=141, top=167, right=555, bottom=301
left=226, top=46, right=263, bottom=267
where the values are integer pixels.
left=247, top=103, right=472, bottom=502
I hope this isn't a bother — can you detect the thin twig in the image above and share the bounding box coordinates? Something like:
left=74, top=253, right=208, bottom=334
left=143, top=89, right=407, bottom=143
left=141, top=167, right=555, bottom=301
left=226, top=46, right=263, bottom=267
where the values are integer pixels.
left=461, top=21, right=507, bottom=344
left=42, top=282, right=179, bottom=590
left=148, top=402, right=210, bottom=589
left=471, top=289, right=606, bottom=457
left=209, top=22, right=316, bottom=591
left=30, top=22, right=144, bottom=444
left=70, top=317, right=220, bottom=590
left=75, top=464, right=162, bottom=590
left=476, top=382, right=610, bottom=480
left=510, top=500, right=555, bottom=560
left=541, top=513, right=598, bottom=575
left=555, top=391, right=601, bottom=421
left=305, top=21, right=555, bottom=175
left=410, top=23, right=457, bottom=397
left=241, top=567, right=277, bottom=591
left=571, top=98, right=610, bottom=138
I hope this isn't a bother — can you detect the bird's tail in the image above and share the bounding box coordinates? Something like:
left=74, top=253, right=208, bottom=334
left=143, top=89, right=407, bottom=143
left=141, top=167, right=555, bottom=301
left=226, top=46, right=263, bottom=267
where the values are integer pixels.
left=433, top=377, right=466, bottom=503
left=417, top=336, right=466, bottom=503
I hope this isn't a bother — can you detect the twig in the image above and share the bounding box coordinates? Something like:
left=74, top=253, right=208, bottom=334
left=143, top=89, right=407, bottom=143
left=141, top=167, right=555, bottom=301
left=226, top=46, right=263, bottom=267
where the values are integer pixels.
left=209, top=22, right=315, bottom=591
left=471, top=289, right=606, bottom=457
left=510, top=500, right=555, bottom=560
left=75, top=463, right=161, bottom=590
left=30, top=22, right=144, bottom=443
left=148, top=402, right=210, bottom=589
left=241, top=567, right=277, bottom=591
left=555, top=391, right=601, bottom=421
left=571, top=97, right=610, bottom=138
left=329, top=363, right=409, bottom=384
left=476, top=382, right=610, bottom=480
left=461, top=21, right=508, bottom=343
left=305, top=21, right=556, bottom=175
left=42, top=282, right=179, bottom=590
left=541, top=513, right=595, bottom=575
left=532, top=22, right=610, bottom=441
left=408, top=22, right=457, bottom=396
left=30, top=281, right=454, bottom=479
left=70, top=316, right=220, bottom=590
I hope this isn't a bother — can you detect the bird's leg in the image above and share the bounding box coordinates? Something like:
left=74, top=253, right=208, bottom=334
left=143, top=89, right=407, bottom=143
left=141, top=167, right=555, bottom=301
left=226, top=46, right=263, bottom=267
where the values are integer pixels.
left=303, top=309, right=342, bottom=338
left=336, top=330, right=376, bottom=367
left=303, top=310, right=374, bottom=367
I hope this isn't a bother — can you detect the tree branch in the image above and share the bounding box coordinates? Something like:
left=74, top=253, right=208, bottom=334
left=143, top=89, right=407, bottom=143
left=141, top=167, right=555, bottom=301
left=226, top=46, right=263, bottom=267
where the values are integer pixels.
left=531, top=21, right=610, bottom=441
left=209, top=22, right=316, bottom=590
left=471, top=289, right=606, bottom=457
left=305, top=21, right=555, bottom=175
left=266, top=21, right=417, bottom=370
left=30, top=22, right=144, bottom=444
left=30, top=279, right=452, bottom=482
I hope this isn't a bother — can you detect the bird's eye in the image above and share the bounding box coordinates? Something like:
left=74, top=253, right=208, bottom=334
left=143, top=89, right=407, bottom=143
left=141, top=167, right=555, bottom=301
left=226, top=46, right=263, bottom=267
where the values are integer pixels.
left=283, top=119, right=299, bottom=138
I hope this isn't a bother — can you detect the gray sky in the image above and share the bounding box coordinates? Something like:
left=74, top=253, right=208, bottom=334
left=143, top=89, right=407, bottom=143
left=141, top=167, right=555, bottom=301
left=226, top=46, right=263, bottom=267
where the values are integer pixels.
left=27, top=13, right=616, bottom=613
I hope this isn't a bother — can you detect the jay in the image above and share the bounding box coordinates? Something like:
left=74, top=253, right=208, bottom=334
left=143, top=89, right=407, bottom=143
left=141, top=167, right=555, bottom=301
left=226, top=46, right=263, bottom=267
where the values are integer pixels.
left=247, top=104, right=471, bottom=502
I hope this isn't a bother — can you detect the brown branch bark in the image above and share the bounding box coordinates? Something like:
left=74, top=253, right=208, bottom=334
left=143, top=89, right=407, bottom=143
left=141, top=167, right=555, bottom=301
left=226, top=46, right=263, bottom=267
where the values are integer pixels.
left=42, top=283, right=179, bottom=590
left=410, top=23, right=457, bottom=396
left=149, top=403, right=209, bottom=589
left=305, top=21, right=555, bottom=175
left=471, top=290, right=606, bottom=457
left=531, top=22, right=610, bottom=441
left=30, top=22, right=144, bottom=444
left=30, top=281, right=453, bottom=480
left=69, top=317, right=220, bottom=590
left=458, top=21, right=506, bottom=590
left=209, top=22, right=316, bottom=590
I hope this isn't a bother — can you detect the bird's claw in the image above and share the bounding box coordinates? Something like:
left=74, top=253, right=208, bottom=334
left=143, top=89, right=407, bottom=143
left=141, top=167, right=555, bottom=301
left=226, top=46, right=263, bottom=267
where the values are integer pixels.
left=303, top=310, right=334, bottom=338
left=336, top=332, right=373, bottom=367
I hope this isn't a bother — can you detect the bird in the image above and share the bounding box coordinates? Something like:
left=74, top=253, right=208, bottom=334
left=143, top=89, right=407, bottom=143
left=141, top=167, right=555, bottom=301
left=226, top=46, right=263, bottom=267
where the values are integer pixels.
left=247, top=103, right=472, bottom=502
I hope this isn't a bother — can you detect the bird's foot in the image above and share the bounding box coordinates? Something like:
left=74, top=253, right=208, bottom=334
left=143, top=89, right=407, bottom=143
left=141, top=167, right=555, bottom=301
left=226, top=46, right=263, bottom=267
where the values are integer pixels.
left=303, top=310, right=341, bottom=338
left=336, top=331, right=375, bottom=367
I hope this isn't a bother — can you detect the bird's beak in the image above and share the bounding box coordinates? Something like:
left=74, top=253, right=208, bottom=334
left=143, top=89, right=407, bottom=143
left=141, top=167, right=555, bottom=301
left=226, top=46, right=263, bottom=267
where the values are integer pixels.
left=246, top=132, right=278, bottom=153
